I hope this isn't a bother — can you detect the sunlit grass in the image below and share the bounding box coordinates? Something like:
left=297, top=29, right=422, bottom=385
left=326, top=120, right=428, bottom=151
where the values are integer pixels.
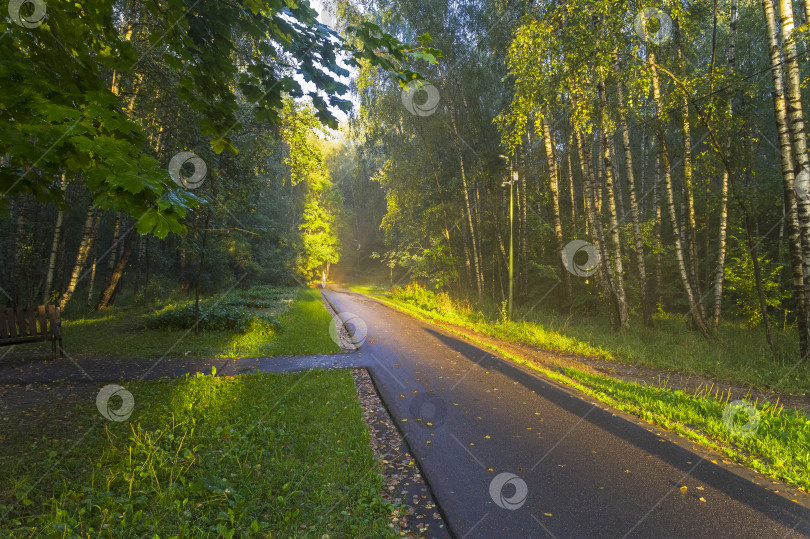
left=0, top=370, right=397, bottom=537
left=354, top=283, right=806, bottom=395
left=9, top=286, right=339, bottom=360
left=549, top=368, right=810, bottom=492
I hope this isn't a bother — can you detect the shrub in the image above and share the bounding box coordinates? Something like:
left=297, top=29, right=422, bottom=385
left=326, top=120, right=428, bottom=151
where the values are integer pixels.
left=145, top=301, right=280, bottom=332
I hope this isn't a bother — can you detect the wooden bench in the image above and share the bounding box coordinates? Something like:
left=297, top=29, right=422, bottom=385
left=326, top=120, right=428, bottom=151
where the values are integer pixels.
left=0, top=305, right=63, bottom=359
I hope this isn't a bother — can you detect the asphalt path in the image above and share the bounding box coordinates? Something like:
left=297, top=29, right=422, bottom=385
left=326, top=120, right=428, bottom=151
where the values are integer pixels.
left=322, top=287, right=810, bottom=538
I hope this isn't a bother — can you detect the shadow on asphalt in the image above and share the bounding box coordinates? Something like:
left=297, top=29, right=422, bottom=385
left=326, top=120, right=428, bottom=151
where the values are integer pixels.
left=422, top=327, right=810, bottom=532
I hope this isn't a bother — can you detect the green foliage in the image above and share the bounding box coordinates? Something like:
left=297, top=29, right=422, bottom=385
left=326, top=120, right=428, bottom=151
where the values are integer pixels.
left=0, top=370, right=396, bottom=537
left=281, top=101, right=342, bottom=279
left=145, top=301, right=279, bottom=332
left=0, top=0, right=439, bottom=237
left=143, top=285, right=301, bottom=331
left=724, top=229, right=790, bottom=328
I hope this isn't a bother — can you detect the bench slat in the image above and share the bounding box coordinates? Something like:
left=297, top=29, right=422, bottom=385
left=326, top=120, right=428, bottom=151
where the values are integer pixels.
left=0, top=309, right=8, bottom=339
left=37, top=306, right=47, bottom=337
left=16, top=307, right=28, bottom=337
left=27, top=306, right=37, bottom=336
left=6, top=308, right=18, bottom=338
left=0, top=306, right=60, bottom=351
left=1, top=335, right=47, bottom=345
left=47, top=305, right=58, bottom=336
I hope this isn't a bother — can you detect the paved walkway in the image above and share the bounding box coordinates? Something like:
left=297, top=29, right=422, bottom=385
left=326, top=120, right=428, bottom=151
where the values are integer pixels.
left=321, top=288, right=810, bottom=538
left=0, top=352, right=366, bottom=383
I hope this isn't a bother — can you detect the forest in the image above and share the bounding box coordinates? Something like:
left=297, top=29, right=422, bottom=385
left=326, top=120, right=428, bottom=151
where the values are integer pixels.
left=3, top=0, right=810, bottom=536
left=4, top=0, right=810, bottom=356
left=343, top=0, right=810, bottom=361
left=1, top=0, right=809, bottom=358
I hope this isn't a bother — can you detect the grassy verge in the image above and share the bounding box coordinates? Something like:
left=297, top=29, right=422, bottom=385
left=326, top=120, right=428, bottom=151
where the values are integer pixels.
left=350, top=283, right=810, bottom=493
left=350, top=283, right=806, bottom=394
left=0, top=370, right=398, bottom=537
left=7, top=285, right=340, bottom=360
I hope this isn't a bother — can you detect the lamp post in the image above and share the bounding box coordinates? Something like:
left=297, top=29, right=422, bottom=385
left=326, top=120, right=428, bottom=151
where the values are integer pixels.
left=499, top=155, right=516, bottom=320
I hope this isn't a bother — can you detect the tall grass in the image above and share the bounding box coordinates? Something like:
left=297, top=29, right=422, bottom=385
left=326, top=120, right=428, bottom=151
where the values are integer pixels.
left=385, top=283, right=807, bottom=394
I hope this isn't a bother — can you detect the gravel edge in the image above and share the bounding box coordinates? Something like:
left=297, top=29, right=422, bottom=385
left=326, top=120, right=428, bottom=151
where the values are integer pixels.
left=350, top=368, right=449, bottom=538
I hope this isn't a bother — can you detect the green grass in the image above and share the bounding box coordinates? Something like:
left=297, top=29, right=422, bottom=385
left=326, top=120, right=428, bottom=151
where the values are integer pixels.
left=0, top=370, right=398, bottom=537
left=10, top=286, right=340, bottom=360
left=351, top=282, right=810, bottom=492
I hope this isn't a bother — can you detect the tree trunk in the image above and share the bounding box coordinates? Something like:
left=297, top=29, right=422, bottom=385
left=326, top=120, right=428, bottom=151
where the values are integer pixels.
left=59, top=205, right=102, bottom=311
left=475, top=178, right=485, bottom=294
left=97, top=232, right=136, bottom=310
left=801, top=0, right=810, bottom=59
left=763, top=0, right=809, bottom=353
left=102, top=212, right=122, bottom=293
left=440, top=68, right=483, bottom=299
left=134, top=235, right=145, bottom=296
left=519, top=142, right=529, bottom=297
left=86, top=241, right=98, bottom=307
left=779, top=0, right=810, bottom=314
left=462, top=209, right=473, bottom=289
left=599, top=83, right=629, bottom=326
left=144, top=234, right=150, bottom=285
left=712, top=0, right=737, bottom=329
left=567, top=143, right=577, bottom=224
left=651, top=52, right=711, bottom=338
left=593, top=133, right=603, bottom=213
left=194, top=210, right=212, bottom=335
left=608, top=136, right=625, bottom=222
left=746, top=215, right=775, bottom=348
left=654, top=151, right=664, bottom=306
left=640, top=124, right=648, bottom=219
left=542, top=116, right=572, bottom=303
left=55, top=210, right=68, bottom=293
left=42, top=174, right=66, bottom=304
left=675, top=21, right=705, bottom=321
left=616, top=79, right=652, bottom=326
left=9, top=198, right=28, bottom=306
left=577, top=131, right=620, bottom=329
